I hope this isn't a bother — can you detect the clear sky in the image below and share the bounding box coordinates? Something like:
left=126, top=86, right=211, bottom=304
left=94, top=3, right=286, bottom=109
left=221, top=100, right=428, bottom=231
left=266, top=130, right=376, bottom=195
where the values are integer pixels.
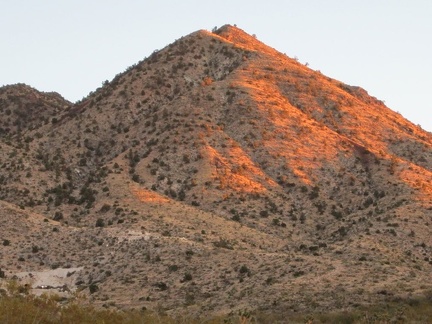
left=1, top=0, right=431, bottom=132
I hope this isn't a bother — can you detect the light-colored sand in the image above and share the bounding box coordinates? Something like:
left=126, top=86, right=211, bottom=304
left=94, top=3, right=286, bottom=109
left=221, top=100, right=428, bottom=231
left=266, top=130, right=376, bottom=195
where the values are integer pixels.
left=13, top=267, right=83, bottom=296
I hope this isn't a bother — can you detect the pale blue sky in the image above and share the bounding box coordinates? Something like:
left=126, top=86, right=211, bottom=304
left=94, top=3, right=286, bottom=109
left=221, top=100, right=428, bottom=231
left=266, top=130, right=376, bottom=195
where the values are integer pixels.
left=1, top=1, right=431, bottom=131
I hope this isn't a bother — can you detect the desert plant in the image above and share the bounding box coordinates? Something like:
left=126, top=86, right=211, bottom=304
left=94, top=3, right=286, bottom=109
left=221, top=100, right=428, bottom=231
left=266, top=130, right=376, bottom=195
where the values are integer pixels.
left=95, top=218, right=105, bottom=227
left=182, top=273, right=193, bottom=282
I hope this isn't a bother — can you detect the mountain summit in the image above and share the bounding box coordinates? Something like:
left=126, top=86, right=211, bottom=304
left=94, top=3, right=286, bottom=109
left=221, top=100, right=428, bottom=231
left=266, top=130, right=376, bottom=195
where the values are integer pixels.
left=1, top=25, right=432, bottom=317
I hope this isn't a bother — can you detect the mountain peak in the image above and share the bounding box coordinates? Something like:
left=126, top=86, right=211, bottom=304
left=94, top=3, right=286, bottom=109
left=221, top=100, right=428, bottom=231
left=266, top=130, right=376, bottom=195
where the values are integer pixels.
left=214, top=24, right=245, bottom=36
left=216, top=24, right=255, bottom=43
left=211, top=24, right=281, bottom=57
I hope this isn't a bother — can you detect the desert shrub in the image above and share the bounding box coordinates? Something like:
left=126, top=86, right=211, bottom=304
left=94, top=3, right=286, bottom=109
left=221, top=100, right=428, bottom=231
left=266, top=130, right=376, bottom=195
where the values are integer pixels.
left=95, top=218, right=105, bottom=227
left=299, top=213, right=306, bottom=224
left=185, top=250, right=194, bottom=257
left=331, top=209, right=343, bottom=220
left=168, top=265, right=179, bottom=272
left=213, top=238, right=234, bottom=250
left=308, top=186, right=319, bottom=199
left=232, top=214, right=241, bottom=222
left=53, top=211, right=63, bottom=221
left=259, top=210, right=269, bottom=218
left=79, top=186, right=97, bottom=208
left=182, top=273, right=193, bottom=282
left=293, top=270, right=305, bottom=277
left=89, top=283, right=99, bottom=294
left=154, top=282, right=168, bottom=291
left=178, top=189, right=186, bottom=201
left=132, top=174, right=140, bottom=183
left=338, top=226, right=348, bottom=236
left=99, top=204, right=111, bottom=213
left=363, top=196, right=374, bottom=208
left=239, top=265, right=250, bottom=275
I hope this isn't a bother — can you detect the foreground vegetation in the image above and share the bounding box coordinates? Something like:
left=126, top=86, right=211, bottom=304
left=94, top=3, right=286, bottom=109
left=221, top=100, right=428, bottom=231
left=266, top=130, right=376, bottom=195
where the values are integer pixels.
left=1, top=281, right=432, bottom=323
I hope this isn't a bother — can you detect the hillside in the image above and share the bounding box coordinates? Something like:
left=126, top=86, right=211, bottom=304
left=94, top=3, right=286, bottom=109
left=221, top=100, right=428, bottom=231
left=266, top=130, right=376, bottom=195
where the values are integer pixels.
left=1, top=24, right=432, bottom=318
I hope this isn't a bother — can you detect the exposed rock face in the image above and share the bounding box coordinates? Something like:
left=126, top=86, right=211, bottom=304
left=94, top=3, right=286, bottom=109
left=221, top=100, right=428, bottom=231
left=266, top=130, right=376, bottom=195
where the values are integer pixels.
left=0, top=25, right=432, bottom=316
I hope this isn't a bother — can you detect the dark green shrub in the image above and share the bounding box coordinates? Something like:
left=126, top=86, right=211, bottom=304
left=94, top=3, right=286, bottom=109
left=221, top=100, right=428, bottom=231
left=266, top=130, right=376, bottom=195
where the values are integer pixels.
left=239, top=265, right=250, bottom=275
left=53, top=211, right=63, bottom=221
left=259, top=210, right=269, bottom=218
left=168, top=265, right=179, bottom=272
left=95, top=218, right=105, bottom=227
left=154, top=282, right=168, bottom=291
left=182, top=273, right=192, bottom=282
left=99, top=204, right=111, bottom=213
left=89, top=283, right=99, bottom=294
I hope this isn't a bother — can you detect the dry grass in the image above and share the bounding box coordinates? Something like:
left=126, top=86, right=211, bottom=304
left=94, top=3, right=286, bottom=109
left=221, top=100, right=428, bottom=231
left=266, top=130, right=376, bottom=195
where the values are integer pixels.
left=2, top=281, right=432, bottom=323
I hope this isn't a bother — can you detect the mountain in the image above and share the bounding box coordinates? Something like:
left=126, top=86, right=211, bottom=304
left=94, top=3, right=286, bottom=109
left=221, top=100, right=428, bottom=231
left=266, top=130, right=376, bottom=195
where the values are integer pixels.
left=1, top=24, right=432, bottom=317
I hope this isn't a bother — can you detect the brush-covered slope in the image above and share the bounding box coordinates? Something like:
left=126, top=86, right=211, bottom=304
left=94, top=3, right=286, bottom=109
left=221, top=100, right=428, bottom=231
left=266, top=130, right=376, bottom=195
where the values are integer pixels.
left=0, top=83, right=70, bottom=137
left=1, top=25, right=432, bottom=317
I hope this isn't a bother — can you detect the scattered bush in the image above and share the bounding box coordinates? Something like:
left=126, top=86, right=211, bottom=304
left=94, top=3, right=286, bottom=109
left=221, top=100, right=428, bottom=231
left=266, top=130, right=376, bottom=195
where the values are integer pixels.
left=95, top=218, right=105, bottom=227
left=89, top=283, right=99, bottom=294
left=53, top=211, right=63, bottom=221
left=99, top=204, right=111, bottom=213
left=239, top=265, right=250, bottom=275
left=182, top=273, right=193, bottom=282
left=154, top=282, right=168, bottom=291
